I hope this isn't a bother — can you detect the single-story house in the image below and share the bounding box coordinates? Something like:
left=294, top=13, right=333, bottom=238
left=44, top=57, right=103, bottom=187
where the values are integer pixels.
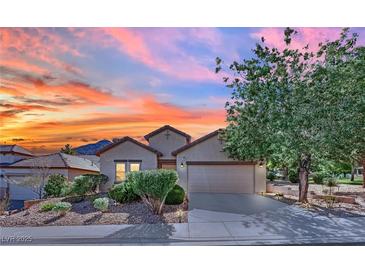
left=0, top=152, right=100, bottom=201
left=97, top=125, right=266, bottom=194
left=0, top=144, right=34, bottom=165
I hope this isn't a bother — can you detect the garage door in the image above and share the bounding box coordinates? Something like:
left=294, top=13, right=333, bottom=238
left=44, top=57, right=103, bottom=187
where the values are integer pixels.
left=187, top=164, right=254, bottom=193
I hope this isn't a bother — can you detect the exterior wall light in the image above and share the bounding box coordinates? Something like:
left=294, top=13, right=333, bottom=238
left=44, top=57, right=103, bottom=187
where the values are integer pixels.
left=180, top=156, right=186, bottom=168
left=258, top=159, right=264, bottom=168
left=180, top=162, right=185, bottom=168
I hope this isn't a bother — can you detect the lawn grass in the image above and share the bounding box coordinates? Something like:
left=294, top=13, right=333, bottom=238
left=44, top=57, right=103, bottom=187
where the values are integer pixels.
left=309, top=176, right=363, bottom=185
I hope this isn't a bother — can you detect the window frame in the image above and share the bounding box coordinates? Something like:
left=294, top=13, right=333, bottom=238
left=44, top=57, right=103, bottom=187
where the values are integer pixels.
left=114, top=160, right=142, bottom=183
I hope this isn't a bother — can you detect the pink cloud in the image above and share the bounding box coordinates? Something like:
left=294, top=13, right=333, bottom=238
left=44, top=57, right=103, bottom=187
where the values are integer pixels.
left=250, top=28, right=343, bottom=51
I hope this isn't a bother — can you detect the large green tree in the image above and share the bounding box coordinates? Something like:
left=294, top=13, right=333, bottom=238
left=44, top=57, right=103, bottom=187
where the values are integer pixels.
left=216, top=28, right=365, bottom=201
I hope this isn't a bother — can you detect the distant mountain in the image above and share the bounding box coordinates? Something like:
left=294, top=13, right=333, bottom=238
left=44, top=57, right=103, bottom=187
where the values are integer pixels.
left=75, top=139, right=112, bottom=155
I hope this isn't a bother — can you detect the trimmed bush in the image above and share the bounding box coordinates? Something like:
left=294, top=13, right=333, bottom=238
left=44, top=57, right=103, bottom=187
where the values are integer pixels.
left=165, top=185, right=185, bottom=205
left=108, top=181, right=139, bottom=203
left=52, top=202, right=72, bottom=215
left=129, top=169, right=178, bottom=215
left=72, top=175, right=95, bottom=196
left=44, top=174, right=68, bottom=197
left=93, top=197, right=109, bottom=212
left=267, top=171, right=276, bottom=182
left=60, top=184, right=73, bottom=197
left=40, top=202, right=56, bottom=212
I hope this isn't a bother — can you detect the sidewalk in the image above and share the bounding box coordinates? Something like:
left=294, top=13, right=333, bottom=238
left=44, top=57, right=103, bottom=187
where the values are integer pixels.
left=2, top=207, right=365, bottom=245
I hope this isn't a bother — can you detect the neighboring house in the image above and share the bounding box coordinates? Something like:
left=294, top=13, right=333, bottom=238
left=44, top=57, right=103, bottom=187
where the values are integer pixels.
left=97, top=125, right=266, bottom=194
left=0, top=144, right=34, bottom=166
left=0, top=152, right=100, bottom=201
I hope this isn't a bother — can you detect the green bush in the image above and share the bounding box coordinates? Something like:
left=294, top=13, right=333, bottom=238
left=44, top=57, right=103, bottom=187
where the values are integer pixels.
left=72, top=175, right=95, bottom=196
left=108, top=181, right=139, bottom=203
left=267, top=171, right=276, bottom=182
left=60, top=184, right=73, bottom=197
left=165, top=185, right=185, bottom=205
left=83, top=174, right=108, bottom=191
left=129, top=169, right=178, bottom=215
left=93, top=197, right=109, bottom=212
left=52, top=202, right=72, bottom=215
left=44, top=174, right=68, bottom=197
left=312, top=172, right=326, bottom=184
left=40, top=202, right=56, bottom=212
left=288, top=169, right=298, bottom=183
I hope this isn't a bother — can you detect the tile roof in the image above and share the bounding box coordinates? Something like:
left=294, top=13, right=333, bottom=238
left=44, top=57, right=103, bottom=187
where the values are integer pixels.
left=144, top=125, right=191, bottom=142
left=8, top=153, right=99, bottom=172
left=96, top=136, right=163, bottom=156
left=0, top=145, right=33, bottom=156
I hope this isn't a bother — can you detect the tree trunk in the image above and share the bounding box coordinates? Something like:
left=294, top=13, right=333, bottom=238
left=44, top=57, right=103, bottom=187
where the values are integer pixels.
left=351, top=165, right=355, bottom=181
left=283, top=166, right=289, bottom=181
left=298, top=154, right=311, bottom=203
left=363, top=159, right=365, bottom=188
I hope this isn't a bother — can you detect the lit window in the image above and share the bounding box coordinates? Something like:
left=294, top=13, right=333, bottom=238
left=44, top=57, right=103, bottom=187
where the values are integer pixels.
left=115, top=162, right=126, bottom=182
left=130, top=162, right=141, bottom=172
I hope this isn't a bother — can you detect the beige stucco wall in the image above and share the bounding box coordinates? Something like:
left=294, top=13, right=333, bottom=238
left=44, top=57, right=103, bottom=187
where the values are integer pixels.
left=176, top=134, right=266, bottom=193
left=68, top=169, right=99, bottom=181
left=148, top=130, right=187, bottom=159
left=99, top=141, right=158, bottom=191
left=254, top=163, right=267, bottom=193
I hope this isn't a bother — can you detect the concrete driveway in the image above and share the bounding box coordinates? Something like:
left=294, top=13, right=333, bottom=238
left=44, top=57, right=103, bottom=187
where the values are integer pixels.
left=188, top=193, right=287, bottom=222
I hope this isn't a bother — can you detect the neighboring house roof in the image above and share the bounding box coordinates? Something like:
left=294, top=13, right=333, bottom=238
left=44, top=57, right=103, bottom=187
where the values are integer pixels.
left=0, top=145, right=34, bottom=156
left=172, top=129, right=223, bottom=156
left=96, top=136, right=163, bottom=156
left=77, top=155, right=100, bottom=168
left=3, top=153, right=99, bottom=172
left=144, top=125, right=191, bottom=143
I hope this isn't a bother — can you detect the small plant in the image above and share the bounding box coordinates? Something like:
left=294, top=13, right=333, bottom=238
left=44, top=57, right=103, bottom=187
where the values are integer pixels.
left=52, top=202, right=72, bottom=216
left=40, top=202, right=56, bottom=212
left=176, top=209, right=184, bottom=223
left=109, top=180, right=139, bottom=203
left=323, top=195, right=336, bottom=208
left=267, top=171, right=276, bottom=182
left=165, top=185, right=185, bottom=205
left=72, top=175, right=95, bottom=196
left=275, top=193, right=284, bottom=200
left=44, top=174, right=68, bottom=197
left=93, top=197, right=109, bottom=212
left=325, top=177, right=338, bottom=195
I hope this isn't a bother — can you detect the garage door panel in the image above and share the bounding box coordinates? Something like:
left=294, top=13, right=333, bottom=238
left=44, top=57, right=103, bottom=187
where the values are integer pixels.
left=188, top=165, right=254, bottom=193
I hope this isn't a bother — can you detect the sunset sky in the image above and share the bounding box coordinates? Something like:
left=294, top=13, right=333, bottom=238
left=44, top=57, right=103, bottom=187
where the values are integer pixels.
left=1, top=27, right=364, bottom=153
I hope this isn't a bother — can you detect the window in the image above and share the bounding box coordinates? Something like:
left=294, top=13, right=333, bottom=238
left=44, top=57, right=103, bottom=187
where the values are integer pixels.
left=115, top=162, right=126, bottom=182
left=115, top=161, right=141, bottom=183
left=130, top=162, right=141, bottom=172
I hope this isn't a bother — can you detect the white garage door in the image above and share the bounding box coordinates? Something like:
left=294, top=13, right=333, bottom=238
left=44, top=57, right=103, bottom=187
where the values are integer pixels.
left=187, top=164, right=255, bottom=193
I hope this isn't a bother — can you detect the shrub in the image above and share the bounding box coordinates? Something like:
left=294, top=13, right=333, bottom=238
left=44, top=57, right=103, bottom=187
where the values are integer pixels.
left=52, top=202, right=72, bottom=215
left=108, top=181, right=139, bottom=203
left=40, top=202, right=56, bottom=212
left=288, top=169, right=298, bottom=183
left=325, top=177, right=338, bottom=195
left=267, top=171, right=276, bottom=182
left=83, top=174, right=108, bottom=192
left=93, top=197, right=109, bottom=212
left=312, top=172, right=325, bottom=184
left=44, top=174, right=68, bottom=197
left=60, top=184, right=73, bottom=197
left=72, top=175, right=95, bottom=196
left=129, top=169, right=178, bottom=215
left=165, top=185, right=185, bottom=205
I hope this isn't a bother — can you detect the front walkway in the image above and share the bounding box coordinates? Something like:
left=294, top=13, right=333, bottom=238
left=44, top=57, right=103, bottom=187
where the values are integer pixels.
left=2, top=203, right=365, bottom=245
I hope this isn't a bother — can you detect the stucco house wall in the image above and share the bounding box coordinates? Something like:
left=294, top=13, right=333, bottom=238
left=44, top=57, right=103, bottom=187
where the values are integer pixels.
left=148, top=129, right=187, bottom=159
left=99, top=140, right=158, bottom=191
left=175, top=133, right=266, bottom=193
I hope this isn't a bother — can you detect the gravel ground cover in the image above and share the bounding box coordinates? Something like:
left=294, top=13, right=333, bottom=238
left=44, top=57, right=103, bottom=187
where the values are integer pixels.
left=267, top=181, right=365, bottom=217
left=0, top=196, right=188, bottom=227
